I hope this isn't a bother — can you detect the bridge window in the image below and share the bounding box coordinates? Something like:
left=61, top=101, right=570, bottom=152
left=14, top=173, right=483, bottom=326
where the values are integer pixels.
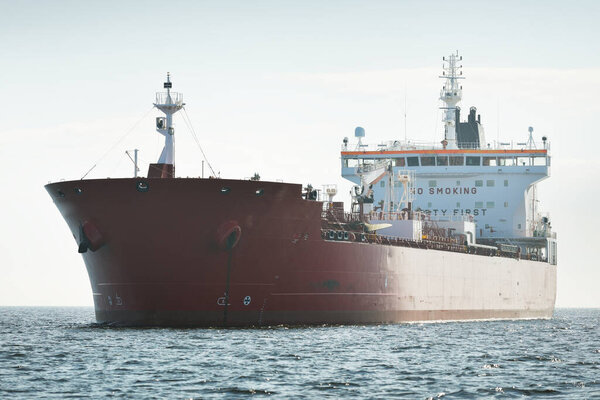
left=498, top=157, right=516, bottom=166
left=504, top=201, right=509, bottom=207
left=486, top=201, right=495, bottom=208
left=504, top=179, right=509, bottom=187
left=346, top=159, right=358, bottom=167
left=407, top=157, right=419, bottom=166
left=466, top=156, right=481, bottom=166
left=517, top=157, right=529, bottom=166
left=486, top=180, right=495, bottom=187
left=436, top=156, right=448, bottom=166
left=380, top=181, right=385, bottom=188
left=456, top=180, right=461, bottom=186
left=449, top=156, right=464, bottom=166
left=532, top=156, right=546, bottom=166
left=483, top=157, right=497, bottom=166
left=475, top=180, right=483, bottom=187
left=456, top=202, right=460, bottom=207
left=428, top=180, right=437, bottom=187
left=421, top=156, right=435, bottom=166
left=394, top=158, right=405, bottom=167
left=475, top=201, right=483, bottom=208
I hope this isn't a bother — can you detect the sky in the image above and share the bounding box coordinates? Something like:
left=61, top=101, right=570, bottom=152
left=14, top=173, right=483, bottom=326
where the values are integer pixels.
left=1, top=0, right=599, bottom=307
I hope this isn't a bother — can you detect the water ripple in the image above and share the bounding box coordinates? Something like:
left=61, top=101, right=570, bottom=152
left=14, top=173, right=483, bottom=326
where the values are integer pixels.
left=0, top=307, right=599, bottom=398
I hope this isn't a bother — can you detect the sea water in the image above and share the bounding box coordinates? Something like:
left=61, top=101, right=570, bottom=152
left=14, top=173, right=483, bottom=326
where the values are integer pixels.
left=0, top=307, right=598, bottom=399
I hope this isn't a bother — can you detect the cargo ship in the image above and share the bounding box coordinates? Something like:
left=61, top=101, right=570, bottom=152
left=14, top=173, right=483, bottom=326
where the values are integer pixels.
left=45, top=53, right=557, bottom=326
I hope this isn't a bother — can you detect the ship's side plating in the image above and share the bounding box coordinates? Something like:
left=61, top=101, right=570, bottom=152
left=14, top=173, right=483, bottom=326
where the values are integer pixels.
left=45, top=178, right=555, bottom=326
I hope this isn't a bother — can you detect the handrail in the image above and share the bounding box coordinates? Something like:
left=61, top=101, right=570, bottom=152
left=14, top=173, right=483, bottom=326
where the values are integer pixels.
left=155, top=92, right=184, bottom=106
left=342, top=140, right=551, bottom=153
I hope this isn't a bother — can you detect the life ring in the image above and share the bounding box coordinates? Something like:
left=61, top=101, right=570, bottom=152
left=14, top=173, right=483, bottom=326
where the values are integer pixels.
left=337, top=231, right=344, bottom=240
left=360, top=233, right=366, bottom=242
left=343, top=232, right=349, bottom=241
left=216, top=220, right=242, bottom=250
left=328, top=230, right=335, bottom=240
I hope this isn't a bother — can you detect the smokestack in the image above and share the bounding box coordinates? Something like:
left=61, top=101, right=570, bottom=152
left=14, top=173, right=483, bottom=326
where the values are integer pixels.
left=469, top=107, right=476, bottom=123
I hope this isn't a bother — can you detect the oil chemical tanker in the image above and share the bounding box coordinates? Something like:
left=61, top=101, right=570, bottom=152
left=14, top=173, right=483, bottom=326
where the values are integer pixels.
left=45, top=53, right=557, bottom=326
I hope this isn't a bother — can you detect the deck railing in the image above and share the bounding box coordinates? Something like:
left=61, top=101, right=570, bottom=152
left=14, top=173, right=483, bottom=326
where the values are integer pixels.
left=155, top=92, right=184, bottom=106
left=342, top=140, right=550, bottom=153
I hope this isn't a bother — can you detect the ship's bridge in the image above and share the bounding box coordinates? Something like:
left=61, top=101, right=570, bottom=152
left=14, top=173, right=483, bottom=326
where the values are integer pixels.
left=341, top=141, right=550, bottom=171
left=340, top=139, right=551, bottom=241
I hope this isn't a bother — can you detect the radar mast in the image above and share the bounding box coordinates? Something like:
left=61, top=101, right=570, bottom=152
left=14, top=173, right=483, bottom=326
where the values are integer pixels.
left=151, top=73, right=185, bottom=178
left=439, top=52, right=465, bottom=149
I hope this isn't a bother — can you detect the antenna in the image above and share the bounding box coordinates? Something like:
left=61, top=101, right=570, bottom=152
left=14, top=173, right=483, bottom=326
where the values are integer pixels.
left=355, top=126, right=365, bottom=149
left=496, top=100, right=500, bottom=146
left=404, top=85, right=407, bottom=142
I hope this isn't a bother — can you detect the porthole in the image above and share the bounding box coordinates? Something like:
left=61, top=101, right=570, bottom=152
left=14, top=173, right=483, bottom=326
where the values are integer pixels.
left=136, top=181, right=149, bottom=192
left=73, top=188, right=82, bottom=194
left=255, top=188, right=264, bottom=196
left=221, top=187, right=231, bottom=194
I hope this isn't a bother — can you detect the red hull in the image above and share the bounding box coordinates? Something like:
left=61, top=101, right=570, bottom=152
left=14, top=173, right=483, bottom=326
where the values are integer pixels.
left=46, top=178, right=555, bottom=327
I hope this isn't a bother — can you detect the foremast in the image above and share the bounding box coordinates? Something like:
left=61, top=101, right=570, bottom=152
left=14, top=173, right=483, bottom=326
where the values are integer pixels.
left=148, top=73, right=185, bottom=178
left=439, top=52, right=464, bottom=149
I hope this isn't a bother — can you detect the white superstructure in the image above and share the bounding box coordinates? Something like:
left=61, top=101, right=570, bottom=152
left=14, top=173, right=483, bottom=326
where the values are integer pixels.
left=340, top=53, right=557, bottom=264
